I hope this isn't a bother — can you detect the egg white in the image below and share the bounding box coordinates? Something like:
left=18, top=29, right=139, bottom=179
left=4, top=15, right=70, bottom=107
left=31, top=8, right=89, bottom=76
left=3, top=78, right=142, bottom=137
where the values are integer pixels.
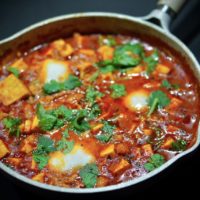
left=40, top=59, right=70, bottom=83
left=48, top=144, right=94, bottom=172
left=124, top=89, right=149, bottom=111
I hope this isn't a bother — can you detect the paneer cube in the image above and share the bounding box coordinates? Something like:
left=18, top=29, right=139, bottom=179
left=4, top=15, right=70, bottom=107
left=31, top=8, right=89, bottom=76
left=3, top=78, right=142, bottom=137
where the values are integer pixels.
left=98, top=45, right=114, bottom=60
left=6, top=157, right=22, bottom=166
left=0, top=139, right=10, bottom=159
left=115, top=143, right=130, bottom=155
left=20, top=135, right=36, bottom=154
left=141, top=144, right=153, bottom=156
left=11, top=58, right=28, bottom=72
left=161, top=137, right=175, bottom=149
left=51, top=39, right=74, bottom=57
left=156, top=64, right=171, bottom=74
left=100, top=144, right=115, bottom=157
left=32, top=173, right=44, bottom=182
left=0, top=74, right=30, bottom=106
left=109, top=158, right=130, bottom=174
left=96, top=176, right=110, bottom=187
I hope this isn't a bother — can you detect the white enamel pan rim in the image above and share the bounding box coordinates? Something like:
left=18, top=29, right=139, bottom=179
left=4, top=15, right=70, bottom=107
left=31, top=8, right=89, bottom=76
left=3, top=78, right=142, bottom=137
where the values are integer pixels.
left=0, top=12, right=200, bottom=193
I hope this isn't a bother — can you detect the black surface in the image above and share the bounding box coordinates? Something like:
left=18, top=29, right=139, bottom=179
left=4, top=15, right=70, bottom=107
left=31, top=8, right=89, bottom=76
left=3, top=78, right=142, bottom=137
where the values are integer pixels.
left=0, top=0, right=200, bottom=199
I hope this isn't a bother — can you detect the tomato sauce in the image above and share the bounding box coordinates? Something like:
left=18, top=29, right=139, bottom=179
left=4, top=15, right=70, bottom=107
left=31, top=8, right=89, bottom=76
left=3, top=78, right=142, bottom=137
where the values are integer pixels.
left=0, top=33, right=199, bottom=188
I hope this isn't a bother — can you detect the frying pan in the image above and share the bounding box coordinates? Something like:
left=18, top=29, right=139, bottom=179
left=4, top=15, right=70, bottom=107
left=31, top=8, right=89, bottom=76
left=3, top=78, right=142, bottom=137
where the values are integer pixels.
left=0, top=0, right=199, bottom=194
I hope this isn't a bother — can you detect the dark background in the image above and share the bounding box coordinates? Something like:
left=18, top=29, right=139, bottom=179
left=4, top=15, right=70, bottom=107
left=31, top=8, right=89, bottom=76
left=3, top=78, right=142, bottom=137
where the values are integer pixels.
left=0, top=0, right=200, bottom=199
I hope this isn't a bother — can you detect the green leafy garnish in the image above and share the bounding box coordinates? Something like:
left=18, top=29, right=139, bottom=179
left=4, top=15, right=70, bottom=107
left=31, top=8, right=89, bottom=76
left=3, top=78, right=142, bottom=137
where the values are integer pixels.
left=171, top=139, right=187, bottom=151
left=147, top=90, right=170, bottom=116
left=36, top=104, right=73, bottom=131
left=144, top=50, right=159, bottom=75
left=161, top=80, right=180, bottom=90
left=110, top=84, right=126, bottom=99
left=70, top=109, right=90, bottom=134
left=56, top=138, right=74, bottom=154
left=144, top=153, right=165, bottom=172
left=86, top=86, right=104, bottom=104
left=113, top=43, right=143, bottom=67
left=43, top=75, right=82, bottom=94
left=100, top=65, right=116, bottom=74
left=63, top=74, right=82, bottom=90
left=33, top=136, right=56, bottom=170
left=43, top=80, right=62, bottom=94
left=2, top=117, right=21, bottom=137
left=87, top=103, right=101, bottom=120
left=96, top=121, right=116, bottom=142
left=7, top=67, right=20, bottom=77
left=79, top=163, right=99, bottom=188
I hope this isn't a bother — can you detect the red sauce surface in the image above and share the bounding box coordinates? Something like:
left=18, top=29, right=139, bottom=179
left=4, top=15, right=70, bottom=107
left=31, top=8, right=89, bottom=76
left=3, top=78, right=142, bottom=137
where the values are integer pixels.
left=0, top=33, right=199, bottom=188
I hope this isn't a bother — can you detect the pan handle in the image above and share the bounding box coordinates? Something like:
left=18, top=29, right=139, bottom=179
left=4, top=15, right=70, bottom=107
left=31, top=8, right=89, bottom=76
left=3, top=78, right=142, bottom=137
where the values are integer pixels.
left=143, top=0, right=186, bottom=31
left=157, top=0, right=186, bottom=13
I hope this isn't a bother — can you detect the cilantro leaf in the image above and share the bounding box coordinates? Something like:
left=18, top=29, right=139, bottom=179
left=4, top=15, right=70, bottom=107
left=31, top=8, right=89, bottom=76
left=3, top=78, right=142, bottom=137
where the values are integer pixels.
left=70, top=109, right=90, bottom=134
left=56, top=138, right=74, bottom=154
left=144, top=153, right=165, bottom=172
left=79, top=163, right=99, bottom=188
left=43, top=80, right=63, bottom=94
left=37, top=135, right=56, bottom=153
left=99, top=65, right=116, bottom=74
left=113, top=43, right=143, bottom=67
left=63, top=74, right=82, bottom=90
left=110, top=84, right=126, bottom=99
left=36, top=104, right=74, bottom=131
left=161, top=79, right=180, bottom=90
left=32, top=150, right=49, bottom=170
left=147, top=90, right=170, bottom=116
left=2, top=117, right=21, bottom=137
left=33, top=136, right=56, bottom=170
left=144, top=50, right=159, bottom=75
left=96, top=121, right=116, bottom=143
left=7, top=67, right=20, bottom=77
left=87, top=103, right=101, bottom=120
left=43, top=75, right=82, bottom=95
left=86, top=86, right=104, bottom=104
left=171, top=139, right=187, bottom=151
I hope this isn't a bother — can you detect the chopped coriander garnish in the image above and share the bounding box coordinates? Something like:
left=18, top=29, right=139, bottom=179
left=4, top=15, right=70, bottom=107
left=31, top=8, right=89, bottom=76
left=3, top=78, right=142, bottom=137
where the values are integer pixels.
left=87, top=103, right=101, bottom=120
left=113, top=43, right=143, bottom=67
left=43, top=74, right=82, bottom=94
left=86, top=86, right=104, bottom=104
left=161, top=79, right=180, bottom=90
left=56, top=138, right=74, bottom=154
left=79, top=163, right=99, bottom=188
left=144, top=49, right=159, bottom=75
left=36, top=104, right=73, bottom=131
left=2, top=117, right=21, bottom=137
left=96, top=121, right=116, bottom=143
left=7, top=67, right=20, bottom=77
left=110, top=84, right=126, bottom=99
left=33, top=136, right=56, bottom=170
left=144, top=153, right=165, bottom=172
left=99, top=64, right=116, bottom=74
left=69, top=109, right=90, bottom=134
left=171, top=139, right=187, bottom=151
left=147, top=90, right=170, bottom=116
